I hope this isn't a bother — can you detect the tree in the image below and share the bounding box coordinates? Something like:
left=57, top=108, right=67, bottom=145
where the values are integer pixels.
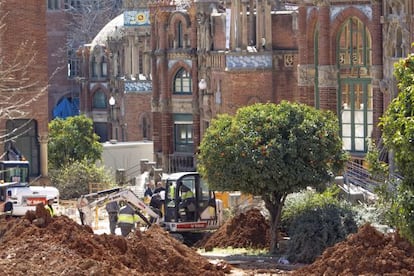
left=64, top=0, right=123, bottom=48
left=48, top=115, right=103, bottom=169
left=49, top=159, right=113, bottom=199
left=380, top=52, right=414, bottom=186
left=379, top=50, right=414, bottom=242
left=198, top=102, right=347, bottom=253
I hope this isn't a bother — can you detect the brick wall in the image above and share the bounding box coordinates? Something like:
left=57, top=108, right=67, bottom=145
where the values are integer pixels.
left=123, top=93, right=152, bottom=141
left=0, top=0, right=49, bottom=134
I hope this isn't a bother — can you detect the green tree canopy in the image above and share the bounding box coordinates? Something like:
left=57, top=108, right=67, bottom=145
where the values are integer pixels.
left=379, top=51, right=414, bottom=243
left=380, top=53, right=414, bottom=186
left=198, top=102, right=347, bottom=253
left=48, top=115, right=103, bottom=169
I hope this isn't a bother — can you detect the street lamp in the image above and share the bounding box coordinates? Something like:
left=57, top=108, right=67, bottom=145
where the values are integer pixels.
left=198, top=78, right=207, bottom=93
left=109, top=96, right=117, bottom=141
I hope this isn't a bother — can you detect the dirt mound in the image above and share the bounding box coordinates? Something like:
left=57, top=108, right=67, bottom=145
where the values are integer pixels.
left=292, top=224, right=414, bottom=275
left=0, top=204, right=229, bottom=275
left=196, top=208, right=270, bottom=250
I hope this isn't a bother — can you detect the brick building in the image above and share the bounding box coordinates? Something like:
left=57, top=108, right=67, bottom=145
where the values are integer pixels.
left=7, top=0, right=408, bottom=178
left=149, top=0, right=413, bottom=172
left=77, top=1, right=153, bottom=143
left=0, top=0, right=49, bottom=179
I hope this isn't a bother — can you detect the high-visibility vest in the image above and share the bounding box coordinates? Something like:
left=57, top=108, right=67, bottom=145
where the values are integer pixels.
left=45, top=204, right=54, bottom=217
left=118, top=206, right=139, bottom=225
left=169, top=185, right=175, bottom=200
left=182, top=190, right=194, bottom=200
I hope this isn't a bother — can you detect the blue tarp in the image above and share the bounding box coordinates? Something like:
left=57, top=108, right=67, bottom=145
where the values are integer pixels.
left=52, top=98, right=79, bottom=119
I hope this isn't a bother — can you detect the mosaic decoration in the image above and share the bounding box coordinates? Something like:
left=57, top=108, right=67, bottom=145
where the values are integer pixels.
left=124, top=81, right=152, bottom=92
left=331, top=5, right=372, bottom=21
left=226, top=54, right=272, bottom=70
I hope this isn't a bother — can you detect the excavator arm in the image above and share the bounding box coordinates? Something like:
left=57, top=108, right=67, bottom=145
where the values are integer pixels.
left=76, top=187, right=161, bottom=227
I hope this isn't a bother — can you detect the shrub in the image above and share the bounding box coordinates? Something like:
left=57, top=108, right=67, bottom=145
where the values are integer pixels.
left=286, top=203, right=357, bottom=264
left=49, top=159, right=114, bottom=200
left=281, top=186, right=357, bottom=264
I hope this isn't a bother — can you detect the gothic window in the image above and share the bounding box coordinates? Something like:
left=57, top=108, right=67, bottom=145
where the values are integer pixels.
left=100, top=56, right=108, bottom=77
left=174, top=68, right=192, bottom=94
left=92, top=90, right=107, bottom=109
left=67, top=49, right=79, bottom=78
left=337, top=17, right=372, bottom=153
left=338, top=17, right=371, bottom=72
left=142, top=116, right=151, bottom=140
left=393, top=27, right=403, bottom=58
left=177, top=21, right=183, bottom=48
left=91, top=56, right=97, bottom=78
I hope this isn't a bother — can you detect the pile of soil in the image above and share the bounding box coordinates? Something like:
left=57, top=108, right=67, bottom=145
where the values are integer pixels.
left=196, top=208, right=271, bottom=250
left=0, top=203, right=230, bottom=275
left=293, top=224, right=414, bottom=275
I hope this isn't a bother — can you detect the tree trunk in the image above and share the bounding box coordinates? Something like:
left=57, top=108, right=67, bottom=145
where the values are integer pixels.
left=264, top=192, right=286, bottom=254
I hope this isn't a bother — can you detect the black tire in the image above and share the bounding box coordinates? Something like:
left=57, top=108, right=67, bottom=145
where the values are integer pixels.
left=4, top=202, right=13, bottom=212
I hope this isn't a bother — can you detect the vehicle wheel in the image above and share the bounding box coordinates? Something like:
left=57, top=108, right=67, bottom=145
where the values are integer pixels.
left=169, top=233, right=184, bottom=243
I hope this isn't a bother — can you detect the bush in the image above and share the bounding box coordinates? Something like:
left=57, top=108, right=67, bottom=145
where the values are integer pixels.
left=286, top=203, right=357, bottom=263
left=280, top=185, right=341, bottom=233
left=281, top=186, right=358, bottom=264
left=49, top=160, right=114, bottom=200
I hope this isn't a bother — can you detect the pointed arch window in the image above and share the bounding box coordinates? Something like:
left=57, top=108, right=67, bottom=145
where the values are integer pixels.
left=394, top=27, right=403, bottom=58
left=337, top=17, right=372, bottom=153
left=100, top=56, right=108, bottom=77
left=177, top=21, right=183, bottom=48
left=338, top=17, right=371, bottom=71
left=91, top=56, right=98, bottom=78
left=174, top=68, right=192, bottom=94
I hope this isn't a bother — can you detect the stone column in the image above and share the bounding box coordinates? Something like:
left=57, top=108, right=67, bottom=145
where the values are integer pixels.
left=189, top=5, right=201, bottom=150
left=241, top=0, right=249, bottom=49
left=256, top=0, right=264, bottom=50
left=370, top=0, right=383, bottom=142
left=249, top=0, right=255, bottom=45
left=297, top=3, right=313, bottom=105
left=264, top=0, right=272, bottom=50
left=157, top=11, right=172, bottom=172
left=317, top=1, right=336, bottom=112
left=38, top=134, right=48, bottom=178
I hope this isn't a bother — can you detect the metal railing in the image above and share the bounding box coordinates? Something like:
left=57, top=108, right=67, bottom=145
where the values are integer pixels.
left=168, top=153, right=196, bottom=173
left=344, top=160, right=383, bottom=193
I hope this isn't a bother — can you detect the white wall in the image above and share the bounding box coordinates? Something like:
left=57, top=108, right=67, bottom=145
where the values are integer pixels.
left=99, top=141, right=154, bottom=183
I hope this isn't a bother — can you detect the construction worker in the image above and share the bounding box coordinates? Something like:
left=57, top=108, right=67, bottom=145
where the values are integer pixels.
left=179, top=185, right=195, bottom=221
left=105, top=201, right=120, bottom=235
left=117, top=203, right=140, bottom=237
left=154, top=181, right=165, bottom=194
left=45, top=197, right=55, bottom=217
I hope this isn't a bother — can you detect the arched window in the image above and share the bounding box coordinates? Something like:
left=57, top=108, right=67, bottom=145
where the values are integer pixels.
left=394, top=27, right=403, bottom=58
left=174, top=68, right=192, bottom=94
left=93, top=90, right=107, bottom=109
left=142, top=117, right=150, bottom=140
left=337, top=17, right=372, bottom=153
left=91, top=56, right=98, bottom=78
left=177, top=21, right=183, bottom=48
left=100, top=56, right=108, bottom=77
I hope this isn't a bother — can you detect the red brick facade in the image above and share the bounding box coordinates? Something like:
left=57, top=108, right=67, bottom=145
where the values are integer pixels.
left=0, top=0, right=49, bottom=177
left=150, top=0, right=406, bottom=172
